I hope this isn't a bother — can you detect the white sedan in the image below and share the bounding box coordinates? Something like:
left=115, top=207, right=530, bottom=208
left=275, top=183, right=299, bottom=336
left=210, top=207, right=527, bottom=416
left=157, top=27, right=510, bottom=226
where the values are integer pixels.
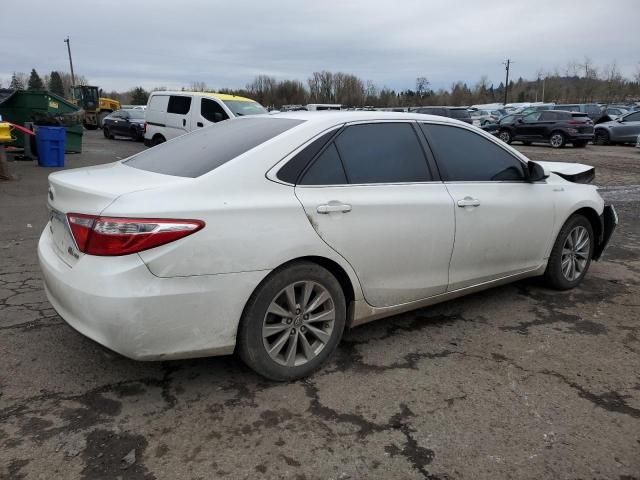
left=38, top=112, right=617, bottom=380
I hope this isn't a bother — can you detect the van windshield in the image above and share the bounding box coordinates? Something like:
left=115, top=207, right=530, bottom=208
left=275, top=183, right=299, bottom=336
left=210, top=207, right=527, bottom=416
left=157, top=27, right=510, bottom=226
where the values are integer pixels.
left=222, top=100, right=268, bottom=116
left=124, top=117, right=304, bottom=177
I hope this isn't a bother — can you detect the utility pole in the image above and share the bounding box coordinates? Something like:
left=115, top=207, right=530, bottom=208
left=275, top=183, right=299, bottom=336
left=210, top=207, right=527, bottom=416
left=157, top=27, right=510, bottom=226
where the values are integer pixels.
left=542, top=77, right=545, bottom=103
left=64, top=36, right=76, bottom=86
left=503, top=59, right=513, bottom=105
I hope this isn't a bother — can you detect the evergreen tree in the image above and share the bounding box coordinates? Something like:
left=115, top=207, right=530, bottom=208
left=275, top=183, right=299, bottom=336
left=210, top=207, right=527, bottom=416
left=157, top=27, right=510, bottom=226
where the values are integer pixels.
left=27, top=69, right=44, bottom=90
left=48, top=71, right=65, bottom=96
left=9, top=72, right=24, bottom=90
left=129, top=86, right=149, bottom=105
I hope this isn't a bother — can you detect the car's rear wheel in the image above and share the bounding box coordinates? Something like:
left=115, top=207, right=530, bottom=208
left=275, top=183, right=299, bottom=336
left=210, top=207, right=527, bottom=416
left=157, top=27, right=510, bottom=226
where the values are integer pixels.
left=543, top=214, right=594, bottom=290
left=237, top=262, right=346, bottom=381
left=498, top=129, right=512, bottom=144
left=594, top=130, right=610, bottom=145
left=573, top=140, right=588, bottom=148
left=151, top=134, right=165, bottom=146
left=549, top=131, right=566, bottom=148
left=103, top=127, right=114, bottom=139
left=130, top=127, right=140, bottom=141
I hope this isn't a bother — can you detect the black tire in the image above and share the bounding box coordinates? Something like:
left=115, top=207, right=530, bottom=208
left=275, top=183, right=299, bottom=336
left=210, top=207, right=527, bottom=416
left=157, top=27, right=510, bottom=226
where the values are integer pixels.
left=130, top=127, right=140, bottom=141
left=151, top=135, right=165, bottom=146
left=498, top=129, right=512, bottom=144
left=549, top=131, right=566, bottom=148
left=522, top=141, right=532, bottom=146
left=594, top=130, right=609, bottom=145
left=573, top=140, right=587, bottom=148
left=103, top=127, right=114, bottom=139
left=237, top=262, right=346, bottom=381
left=543, top=214, right=594, bottom=290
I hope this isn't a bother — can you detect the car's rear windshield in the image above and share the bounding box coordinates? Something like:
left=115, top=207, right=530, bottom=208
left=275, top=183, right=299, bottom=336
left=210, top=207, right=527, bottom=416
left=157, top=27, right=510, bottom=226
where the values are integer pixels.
left=222, top=99, right=268, bottom=116
left=124, top=117, right=304, bottom=177
left=450, top=109, right=471, bottom=119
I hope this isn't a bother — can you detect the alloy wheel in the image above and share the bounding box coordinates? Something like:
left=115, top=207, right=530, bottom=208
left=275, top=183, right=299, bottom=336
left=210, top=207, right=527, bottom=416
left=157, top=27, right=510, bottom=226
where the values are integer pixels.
left=262, top=281, right=335, bottom=367
left=550, top=133, right=564, bottom=148
left=499, top=131, right=511, bottom=143
left=561, top=226, right=590, bottom=281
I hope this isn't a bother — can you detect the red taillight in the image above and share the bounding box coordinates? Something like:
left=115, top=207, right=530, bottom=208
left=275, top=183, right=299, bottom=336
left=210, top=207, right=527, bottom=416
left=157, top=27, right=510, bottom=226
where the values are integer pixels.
left=66, top=213, right=204, bottom=256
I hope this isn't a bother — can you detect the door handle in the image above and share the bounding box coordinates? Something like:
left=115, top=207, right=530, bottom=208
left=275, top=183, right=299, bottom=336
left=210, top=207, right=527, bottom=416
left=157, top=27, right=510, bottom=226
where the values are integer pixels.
left=197, top=122, right=204, bottom=127
left=317, top=203, right=352, bottom=214
left=457, top=196, right=481, bottom=207
left=182, top=119, right=186, bottom=127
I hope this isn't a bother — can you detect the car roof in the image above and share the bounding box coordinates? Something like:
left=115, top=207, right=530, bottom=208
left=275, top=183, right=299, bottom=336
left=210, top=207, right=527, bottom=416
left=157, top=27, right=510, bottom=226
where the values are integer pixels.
left=268, top=110, right=472, bottom=127
left=149, top=91, right=257, bottom=103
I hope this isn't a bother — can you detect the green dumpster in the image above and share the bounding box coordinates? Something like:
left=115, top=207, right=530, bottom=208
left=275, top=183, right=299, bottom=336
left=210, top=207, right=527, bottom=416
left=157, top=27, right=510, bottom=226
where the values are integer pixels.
left=0, top=89, right=84, bottom=153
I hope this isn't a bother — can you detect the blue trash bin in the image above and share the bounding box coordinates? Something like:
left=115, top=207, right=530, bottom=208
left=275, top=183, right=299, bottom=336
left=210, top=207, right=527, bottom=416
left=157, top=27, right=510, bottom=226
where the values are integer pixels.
left=36, top=126, right=66, bottom=167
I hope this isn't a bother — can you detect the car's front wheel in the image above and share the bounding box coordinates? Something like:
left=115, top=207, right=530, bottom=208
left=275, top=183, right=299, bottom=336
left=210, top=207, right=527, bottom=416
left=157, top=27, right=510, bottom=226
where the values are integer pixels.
left=543, top=214, right=594, bottom=290
left=594, top=129, right=610, bottom=145
left=103, top=127, right=114, bottom=139
left=237, top=262, right=346, bottom=381
left=498, top=129, right=512, bottom=144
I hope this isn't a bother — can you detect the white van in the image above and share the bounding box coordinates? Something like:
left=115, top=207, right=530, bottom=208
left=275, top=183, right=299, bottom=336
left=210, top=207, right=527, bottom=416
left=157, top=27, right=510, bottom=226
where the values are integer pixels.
left=144, top=91, right=267, bottom=146
left=305, top=103, right=342, bottom=111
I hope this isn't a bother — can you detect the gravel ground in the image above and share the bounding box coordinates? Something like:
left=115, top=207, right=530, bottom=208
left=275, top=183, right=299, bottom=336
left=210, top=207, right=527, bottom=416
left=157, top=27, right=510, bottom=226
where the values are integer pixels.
left=1, top=131, right=638, bottom=480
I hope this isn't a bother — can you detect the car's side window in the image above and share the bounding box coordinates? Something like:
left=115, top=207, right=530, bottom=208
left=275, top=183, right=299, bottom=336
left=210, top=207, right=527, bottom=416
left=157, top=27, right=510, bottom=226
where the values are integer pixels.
left=201, top=98, right=229, bottom=123
left=523, top=112, right=542, bottom=122
left=334, top=123, right=431, bottom=184
left=167, top=95, right=191, bottom=115
left=299, top=143, right=348, bottom=185
left=278, top=129, right=339, bottom=184
left=421, top=124, right=527, bottom=182
left=539, top=111, right=556, bottom=121
left=623, top=112, right=640, bottom=122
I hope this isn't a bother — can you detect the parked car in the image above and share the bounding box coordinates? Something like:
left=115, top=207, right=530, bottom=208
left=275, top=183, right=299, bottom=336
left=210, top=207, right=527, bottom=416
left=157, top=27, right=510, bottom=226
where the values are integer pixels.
left=497, top=110, right=594, bottom=148
left=102, top=109, right=145, bottom=141
left=603, top=107, right=628, bottom=119
left=413, top=106, right=476, bottom=125
left=594, top=111, right=640, bottom=145
left=39, top=112, right=617, bottom=380
left=517, top=103, right=556, bottom=116
left=552, top=104, right=602, bottom=121
left=144, top=91, right=267, bottom=146
left=470, top=109, right=504, bottom=125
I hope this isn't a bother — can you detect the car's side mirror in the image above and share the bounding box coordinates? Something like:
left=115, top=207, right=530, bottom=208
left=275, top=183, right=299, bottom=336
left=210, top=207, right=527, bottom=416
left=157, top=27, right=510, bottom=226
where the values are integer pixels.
left=527, top=161, right=549, bottom=182
left=516, top=118, right=524, bottom=124
left=213, top=112, right=224, bottom=122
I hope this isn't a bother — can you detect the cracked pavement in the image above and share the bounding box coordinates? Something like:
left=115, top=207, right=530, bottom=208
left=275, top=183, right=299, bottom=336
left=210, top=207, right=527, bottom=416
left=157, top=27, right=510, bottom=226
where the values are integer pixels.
left=1, top=133, right=639, bottom=479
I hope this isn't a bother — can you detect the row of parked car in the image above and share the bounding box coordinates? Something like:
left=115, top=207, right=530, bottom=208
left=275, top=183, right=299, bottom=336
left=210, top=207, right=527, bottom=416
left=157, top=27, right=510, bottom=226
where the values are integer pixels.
left=100, top=91, right=640, bottom=150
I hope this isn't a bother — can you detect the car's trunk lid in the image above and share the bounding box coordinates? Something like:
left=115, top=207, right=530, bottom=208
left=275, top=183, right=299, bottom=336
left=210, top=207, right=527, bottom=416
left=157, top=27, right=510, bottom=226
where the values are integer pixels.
left=46, top=162, right=189, bottom=266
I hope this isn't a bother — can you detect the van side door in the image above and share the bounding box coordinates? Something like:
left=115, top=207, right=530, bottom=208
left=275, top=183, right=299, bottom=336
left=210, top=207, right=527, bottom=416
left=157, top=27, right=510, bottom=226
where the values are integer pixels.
left=165, top=95, right=192, bottom=139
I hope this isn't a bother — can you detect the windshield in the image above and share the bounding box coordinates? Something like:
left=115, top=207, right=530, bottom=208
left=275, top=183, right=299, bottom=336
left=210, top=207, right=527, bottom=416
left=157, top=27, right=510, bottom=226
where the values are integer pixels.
left=124, top=110, right=145, bottom=119
left=124, top=117, right=303, bottom=177
left=222, top=99, right=268, bottom=116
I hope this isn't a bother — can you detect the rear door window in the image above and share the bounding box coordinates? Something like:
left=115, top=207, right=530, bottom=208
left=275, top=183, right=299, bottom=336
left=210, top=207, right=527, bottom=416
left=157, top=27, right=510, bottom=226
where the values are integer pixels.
left=125, top=117, right=304, bottom=177
left=334, top=123, right=431, bottom=184
left=421, top=124, right=526, bottom=182
left=201, top=98, right=229, bottom=123
left=167, top=95, right=192, bottom=115
left=147, top=95, right=168, bottom=111
left=299, top=143, right=348, bottom=185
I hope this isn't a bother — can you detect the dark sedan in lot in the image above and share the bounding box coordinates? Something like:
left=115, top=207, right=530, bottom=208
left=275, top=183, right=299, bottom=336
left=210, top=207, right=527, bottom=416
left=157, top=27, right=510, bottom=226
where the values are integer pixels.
left=497, top=110, right=594, bottom=148
left=102, top=109, right=145, bottom=141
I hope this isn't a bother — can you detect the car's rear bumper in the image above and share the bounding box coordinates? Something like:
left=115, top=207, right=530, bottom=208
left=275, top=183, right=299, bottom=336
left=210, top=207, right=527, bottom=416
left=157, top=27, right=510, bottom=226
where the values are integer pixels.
left=594, top=205, right=618, bottom=260
left=38, top=226, right=269, bottom=360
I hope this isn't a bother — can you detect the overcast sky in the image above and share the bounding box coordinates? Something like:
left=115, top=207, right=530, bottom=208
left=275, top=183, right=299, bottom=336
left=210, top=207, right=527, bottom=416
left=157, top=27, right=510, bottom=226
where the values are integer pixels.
left=2, top=0, right=639, bottom=92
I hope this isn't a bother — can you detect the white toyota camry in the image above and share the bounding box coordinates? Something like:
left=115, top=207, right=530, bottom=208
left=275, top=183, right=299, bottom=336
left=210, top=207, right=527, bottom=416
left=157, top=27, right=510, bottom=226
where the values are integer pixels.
left=38, top=112, right=617, bottom=380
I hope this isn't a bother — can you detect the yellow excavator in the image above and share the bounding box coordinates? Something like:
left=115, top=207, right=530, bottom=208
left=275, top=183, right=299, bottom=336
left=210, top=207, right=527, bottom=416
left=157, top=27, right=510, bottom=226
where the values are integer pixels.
left=70, top=85, right=120, bottom=130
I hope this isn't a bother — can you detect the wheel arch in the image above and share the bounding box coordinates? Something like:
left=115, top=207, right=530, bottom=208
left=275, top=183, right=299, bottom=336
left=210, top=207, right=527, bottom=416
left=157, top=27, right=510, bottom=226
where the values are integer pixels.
left=571, top=206, right=603, bottom=249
